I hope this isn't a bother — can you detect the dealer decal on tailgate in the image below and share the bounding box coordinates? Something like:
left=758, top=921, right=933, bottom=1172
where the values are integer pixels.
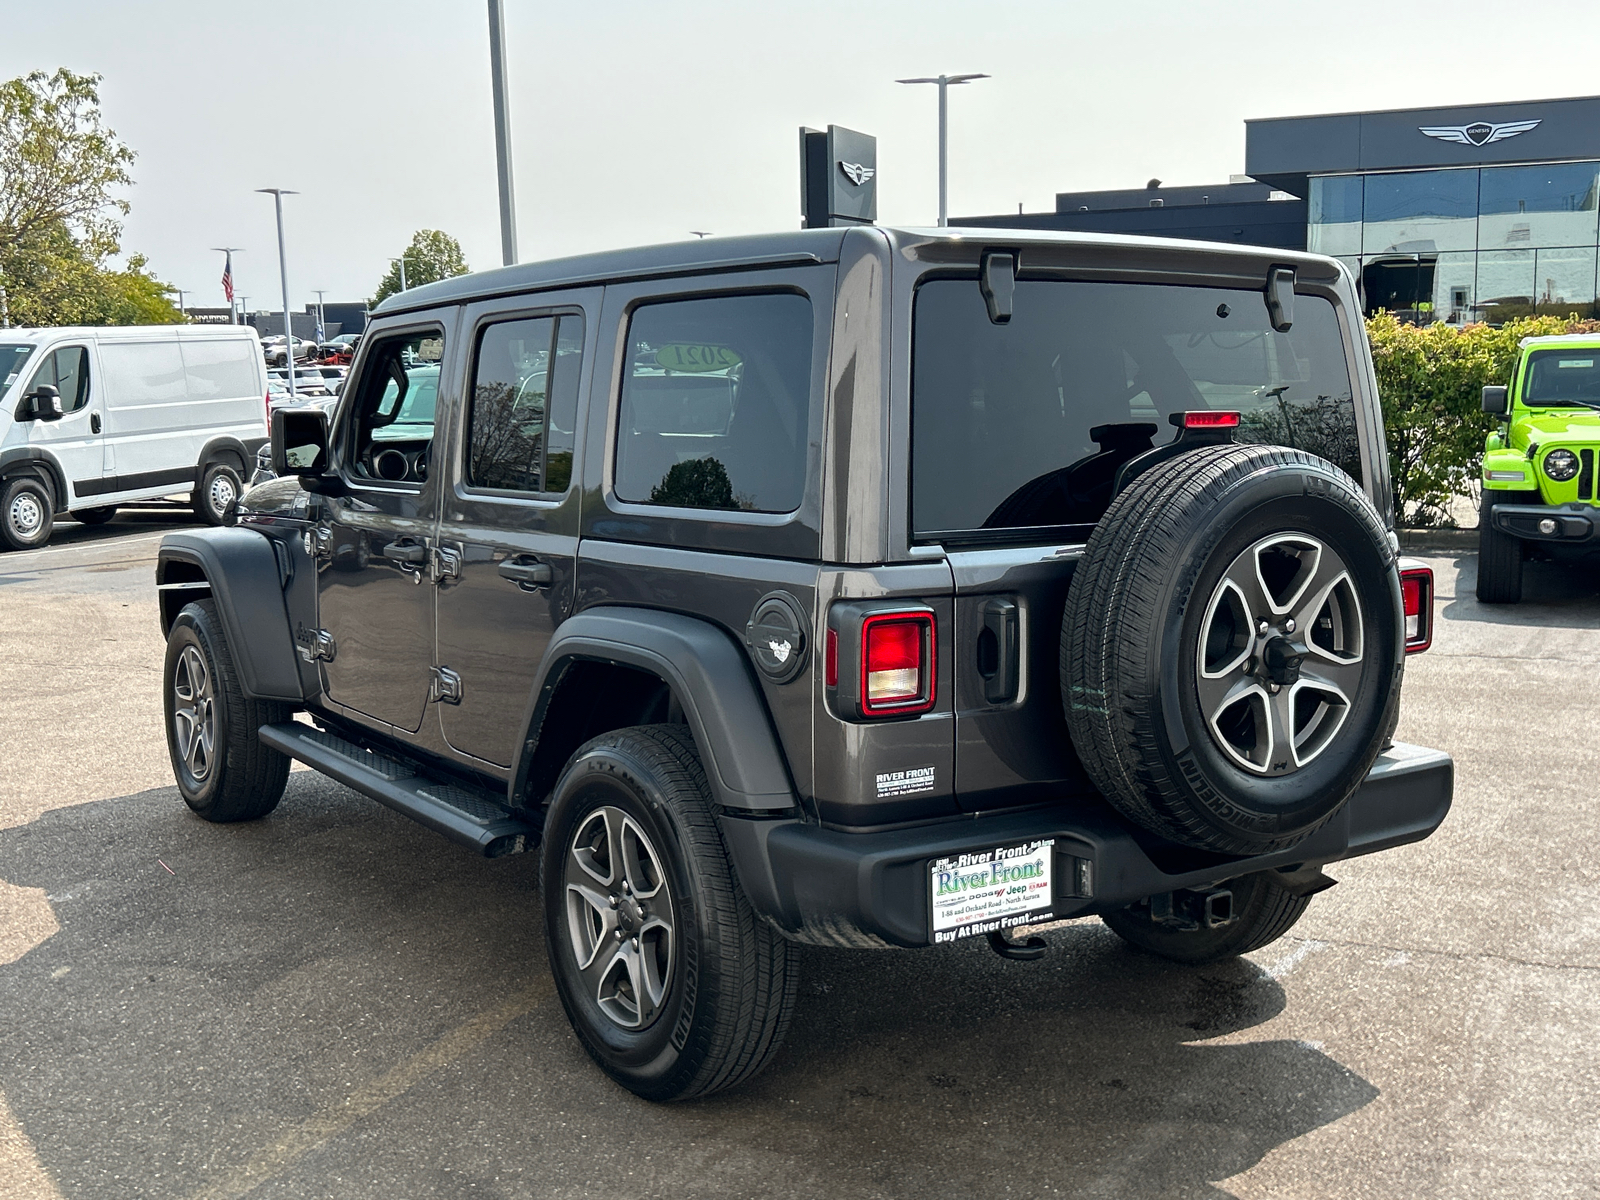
left=929, top=840, right=1055, bottom=943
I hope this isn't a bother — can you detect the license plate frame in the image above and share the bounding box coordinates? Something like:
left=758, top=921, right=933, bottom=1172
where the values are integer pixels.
left=929, top=839, right=1055, bottom=944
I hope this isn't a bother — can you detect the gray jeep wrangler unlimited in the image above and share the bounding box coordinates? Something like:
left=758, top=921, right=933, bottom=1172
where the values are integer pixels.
left=156, top=227, right=1451, bottom=1101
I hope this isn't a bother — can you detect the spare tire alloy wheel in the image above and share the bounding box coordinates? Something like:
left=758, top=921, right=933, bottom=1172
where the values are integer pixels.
left=1197, top=532, right=1363, bottom=776
left=1063, top=444, right=1403, bottom=856
left=564, top=805, right=675, bottom=1030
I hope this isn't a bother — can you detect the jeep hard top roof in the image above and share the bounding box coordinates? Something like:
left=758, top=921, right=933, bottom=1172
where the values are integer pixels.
left=1518, top=333, right=1600, bottom=349
left=374, top=227, right=1347, bottom=318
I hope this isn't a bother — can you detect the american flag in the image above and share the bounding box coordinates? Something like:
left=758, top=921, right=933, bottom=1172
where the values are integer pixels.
left=221, top=252, right=234, bottom=304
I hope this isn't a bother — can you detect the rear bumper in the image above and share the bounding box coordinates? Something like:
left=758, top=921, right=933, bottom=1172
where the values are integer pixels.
left=720, top=741, right=1452, bottom=949
left=1492, top=501, right=1597, bottom=543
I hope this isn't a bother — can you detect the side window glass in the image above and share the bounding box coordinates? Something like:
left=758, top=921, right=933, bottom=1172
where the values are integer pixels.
left=31, top=346, right=91, bottom=413
left=346, top=332, right=444, bottom=485
left=466, top=314, right=586, bottom=495
left=614, top=293, right=813, bottom=513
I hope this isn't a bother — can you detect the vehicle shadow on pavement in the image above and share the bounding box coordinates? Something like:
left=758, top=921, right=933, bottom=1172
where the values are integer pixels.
left=1444, top=554, right=1600, bottom=628
left=0, top=776, right=1375, bottom=1200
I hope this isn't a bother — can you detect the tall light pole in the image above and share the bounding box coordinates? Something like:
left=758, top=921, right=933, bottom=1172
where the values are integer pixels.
left=895, top=73, right=989, bottom=226
left=390, top=257, right=408, bottom=292
left=213, top=246, right=243, bottom=323
left=487, top=0, right=518, bottom=266
left=312, top=289, right=328, bottom=342
left=175, top=289, right=187, bottom=320
left=257, top=188, right=299, bottom=397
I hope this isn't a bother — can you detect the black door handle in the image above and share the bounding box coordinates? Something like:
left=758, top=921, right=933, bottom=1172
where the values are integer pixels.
left=90, top=412, right=101, bottom=434
left=978, top=598, right=1019, bottom=704
left=499, top=557, right=552, bottom=587
left=382, top=541, right=426, bottom=564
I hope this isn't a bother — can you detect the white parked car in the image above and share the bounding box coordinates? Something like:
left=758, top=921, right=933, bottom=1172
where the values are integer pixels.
left=0, top=325, right=268, bottom=548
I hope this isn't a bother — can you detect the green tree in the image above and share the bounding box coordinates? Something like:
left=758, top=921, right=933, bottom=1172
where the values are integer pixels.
left=370, top=229, right=470, bottom=308
left=0, top=67, right=179, bottom=326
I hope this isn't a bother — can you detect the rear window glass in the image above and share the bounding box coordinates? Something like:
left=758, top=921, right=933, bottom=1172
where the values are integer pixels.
left=614, top=292, right=813, bottom=513
left=1523, top=350, right=1600, bottom=408
left=912, top=280, right=1361, bottom=537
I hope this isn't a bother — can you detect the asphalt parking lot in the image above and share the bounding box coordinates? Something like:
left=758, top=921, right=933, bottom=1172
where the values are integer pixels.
left=2, top=523, right=1598, bottom=1200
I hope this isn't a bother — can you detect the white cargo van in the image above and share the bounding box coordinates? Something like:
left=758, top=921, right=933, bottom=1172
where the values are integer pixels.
left=0, top=325, right=268, bottom=549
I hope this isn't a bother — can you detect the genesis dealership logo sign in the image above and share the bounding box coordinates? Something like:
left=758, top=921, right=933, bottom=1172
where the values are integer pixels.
left=1419, top=118, right=1541, bottom=147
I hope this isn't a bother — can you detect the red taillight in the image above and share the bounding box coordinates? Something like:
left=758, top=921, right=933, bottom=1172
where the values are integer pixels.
left=859, top=612, right=936, bottom=715
left=1401, top=565, right=1433, bottom=653
left=1181, top=410, right=1241, bottom=429
left=824, top=628, right=838, bottom=688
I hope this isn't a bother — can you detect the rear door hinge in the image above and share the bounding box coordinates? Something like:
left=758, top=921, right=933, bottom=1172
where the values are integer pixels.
left=431, top=543, right=462, bottom=584
left=430, top=666, right=463, bottom=704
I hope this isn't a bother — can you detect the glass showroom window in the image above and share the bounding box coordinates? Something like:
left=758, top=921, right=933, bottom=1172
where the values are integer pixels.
left=1479, top=162, right=1600, bottom=250
left=1532, top=247, right=1599, bottom=318
left=1430, top=252, right=1479, bottom=325
left=1363, top=169, right=1478, bottom=254
left=1308, top=175, right=1363, bottom=257
left=1476, top=249, right=1536, bottom=319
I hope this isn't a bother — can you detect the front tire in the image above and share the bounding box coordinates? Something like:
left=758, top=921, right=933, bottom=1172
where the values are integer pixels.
left=1476, top=489, right=1530, bottom=604
left=163, top=599, right=291, bottom=821
left=541, top=725, right=799, bottom=1101
left=194, top=462, right=242, bottom=526
left=1102, top=871, right=1311, bottom=965
left=1, top=477, right=55, bottom=550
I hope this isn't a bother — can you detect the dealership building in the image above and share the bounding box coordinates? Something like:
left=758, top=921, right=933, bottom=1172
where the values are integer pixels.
left=964, top=96, right=1600, bottom=324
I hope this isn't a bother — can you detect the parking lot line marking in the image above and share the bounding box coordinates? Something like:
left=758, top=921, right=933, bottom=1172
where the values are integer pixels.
left=184, top=979, right=551, bottom=1200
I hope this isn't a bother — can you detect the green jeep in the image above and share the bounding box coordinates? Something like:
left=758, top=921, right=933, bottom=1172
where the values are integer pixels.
left=1478, top=334, right=1600, bottom=603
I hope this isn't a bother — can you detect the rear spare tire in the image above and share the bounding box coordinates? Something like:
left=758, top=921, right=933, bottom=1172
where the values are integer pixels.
left=1062, top=443, right=1402, bottom=855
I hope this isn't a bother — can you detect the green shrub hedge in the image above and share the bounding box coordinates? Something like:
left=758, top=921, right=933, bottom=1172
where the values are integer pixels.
left=1366, top=313, right=1600, bottom=525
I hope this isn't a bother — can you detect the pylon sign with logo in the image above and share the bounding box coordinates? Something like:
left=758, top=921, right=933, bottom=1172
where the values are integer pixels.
left=800, top=125, right=877, bottom=229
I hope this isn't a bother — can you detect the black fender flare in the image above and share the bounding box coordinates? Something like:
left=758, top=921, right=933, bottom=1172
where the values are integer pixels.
left=0, top=447, right=69, bottom=508
left=157, top=528, right=303, bottom=701
left=197, top=435, right=255, bottom=477
left=511, top=607, right=798, bottom=815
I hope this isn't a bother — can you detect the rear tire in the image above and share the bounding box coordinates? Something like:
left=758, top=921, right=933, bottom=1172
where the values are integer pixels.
left=194, top=462, right=242, bottom=526
left=1103, top=871, right=1312, bottom=965
left=163, top=599, right=291, bottom=822
left=541, top=725, right=799, bottom=1101
left=1476, top=489, right=1530, bottom=604
left=73, top=506, right=117, bottom=525
left=1, top=477, right=54, bottom=551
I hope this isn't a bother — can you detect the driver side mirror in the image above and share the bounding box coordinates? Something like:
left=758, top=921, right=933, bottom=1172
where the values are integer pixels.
left=18, top=384, right=64, bottom=422
left=271, top=406, right=341, bottom=493
left=1482, top=385, right=1509, bottom=416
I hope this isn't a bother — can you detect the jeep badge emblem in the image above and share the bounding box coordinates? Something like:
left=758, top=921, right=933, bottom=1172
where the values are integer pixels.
left=839, top=161, right=875, bottom=187
left=1419, top=119, right=1540, bottom=146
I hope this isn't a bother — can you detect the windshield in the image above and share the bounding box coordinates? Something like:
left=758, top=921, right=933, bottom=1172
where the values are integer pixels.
left=912, top=279, right=1361, bottom=537
left=378, top=365, right=438, bottom=426
left=0, top=345, right=36, bottom=395
left=1523, top=350, right=1600, bottom=409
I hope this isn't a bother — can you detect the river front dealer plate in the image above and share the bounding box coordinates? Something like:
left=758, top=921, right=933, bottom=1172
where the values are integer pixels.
left=929, top=839, right=1055, bottom=943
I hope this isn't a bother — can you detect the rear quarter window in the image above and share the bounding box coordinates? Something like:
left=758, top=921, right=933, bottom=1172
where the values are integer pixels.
left=614, top=292, right=813, bottom=514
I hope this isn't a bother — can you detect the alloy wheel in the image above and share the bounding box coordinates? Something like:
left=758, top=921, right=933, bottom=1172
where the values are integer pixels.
left=1195, top=532, right=1364, bottom=776
left=564, top=805, right=675, bottom=1030
left=171, top=644, right=217, bottom=782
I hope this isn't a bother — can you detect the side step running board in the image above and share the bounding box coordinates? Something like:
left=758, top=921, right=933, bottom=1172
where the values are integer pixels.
left=259, top=722, right=535, bottom=857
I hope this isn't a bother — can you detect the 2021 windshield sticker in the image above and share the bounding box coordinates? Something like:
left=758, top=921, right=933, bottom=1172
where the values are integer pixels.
left=929, top=840, right=1055, bottom=943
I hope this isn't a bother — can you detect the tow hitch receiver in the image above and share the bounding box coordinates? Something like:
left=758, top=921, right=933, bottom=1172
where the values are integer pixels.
left=1150, top=887, right=1235, bottom=931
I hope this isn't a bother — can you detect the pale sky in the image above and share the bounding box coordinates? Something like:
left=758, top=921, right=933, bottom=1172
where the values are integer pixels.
left=5, top=0, right=1599, bottom=314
